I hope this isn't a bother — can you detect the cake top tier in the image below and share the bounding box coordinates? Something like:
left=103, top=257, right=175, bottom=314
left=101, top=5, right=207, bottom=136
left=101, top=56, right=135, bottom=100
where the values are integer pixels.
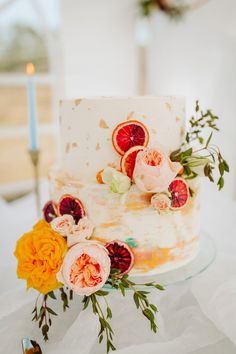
left=59, top=96, right=185, bottom=183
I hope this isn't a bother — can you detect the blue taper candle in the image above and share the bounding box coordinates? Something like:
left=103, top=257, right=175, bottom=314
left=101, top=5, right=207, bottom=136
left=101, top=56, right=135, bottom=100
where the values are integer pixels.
left=26, top=63, right=38, bottom=151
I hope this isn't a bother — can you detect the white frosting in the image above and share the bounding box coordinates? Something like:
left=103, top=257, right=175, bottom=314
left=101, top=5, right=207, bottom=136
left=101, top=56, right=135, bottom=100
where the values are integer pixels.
left=49, top=169, right=200, bottom=275
left=59, top=96, right=185, bottom=183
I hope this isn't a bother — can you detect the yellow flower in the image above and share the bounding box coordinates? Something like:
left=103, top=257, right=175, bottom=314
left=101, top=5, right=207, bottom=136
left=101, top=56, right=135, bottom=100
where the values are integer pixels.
left=14, top=220, right=67, bottom=294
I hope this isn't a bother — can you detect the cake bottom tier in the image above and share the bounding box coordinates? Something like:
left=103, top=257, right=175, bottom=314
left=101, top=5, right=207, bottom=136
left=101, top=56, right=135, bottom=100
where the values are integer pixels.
left=49, top=170, right=200, bottom=276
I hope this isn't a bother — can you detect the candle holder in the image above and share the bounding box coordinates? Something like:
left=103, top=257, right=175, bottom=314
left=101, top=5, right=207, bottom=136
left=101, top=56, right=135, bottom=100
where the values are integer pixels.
left=29, top=149, right=41, bottom=218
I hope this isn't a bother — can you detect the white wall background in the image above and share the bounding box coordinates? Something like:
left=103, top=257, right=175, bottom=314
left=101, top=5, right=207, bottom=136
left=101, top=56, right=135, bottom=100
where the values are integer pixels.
left=60, top=0, right=137, bottom=97
left=60, top=0, right=236, bottom=198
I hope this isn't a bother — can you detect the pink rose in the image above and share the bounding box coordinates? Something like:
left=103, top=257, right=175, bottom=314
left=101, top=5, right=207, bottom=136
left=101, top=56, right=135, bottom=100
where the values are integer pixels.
left=57, top=242, right=111, bottom=296
left=151, top=193, right=171, bottom=211
left=50, top=214, right=75, bottom=236
left=133, top=148, right=182, bottom=193
left=67, top=217, right=94, bottom=247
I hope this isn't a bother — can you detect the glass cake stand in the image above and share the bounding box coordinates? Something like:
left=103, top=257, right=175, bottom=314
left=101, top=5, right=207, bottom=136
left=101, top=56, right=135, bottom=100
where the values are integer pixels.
left=104, top=232, right=216, bottom=290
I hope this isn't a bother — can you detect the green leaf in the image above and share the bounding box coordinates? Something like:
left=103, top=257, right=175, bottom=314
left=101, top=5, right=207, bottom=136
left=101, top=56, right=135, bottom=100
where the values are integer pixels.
left=219, top=162, right=225, bottom=176
left=96, top=290, right=109, bottom=296
left=119, top=284, right=125, bottom=296
left=150, top=304, right=158, bottom=313
left=195, top=100, right=199, bottom=112
left=99, top=334, right=103, bottom=343
left=205, top=131, right=213, bottom=148
left=223, top=159, right=230, bottom=172
left=133, top=293, right=140, bottom=309
left=107, top=307, right=112, bottom=319
left=217, top=176, right=224, bottom=190
left=48, top=291, right=56, bottom=300
left=142, top=308, right=155, bottom=322
left=46, top=307, right=58, bottom=316
left=154, top=284, right=165, bottom=291
left=182, top=147, right=193, bottom=158
left=42, top=324, right=49, bottom=341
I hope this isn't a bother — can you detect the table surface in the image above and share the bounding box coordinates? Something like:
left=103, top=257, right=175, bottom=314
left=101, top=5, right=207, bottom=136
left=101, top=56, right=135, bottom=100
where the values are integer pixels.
left=1, top=181, right=236, bottom=354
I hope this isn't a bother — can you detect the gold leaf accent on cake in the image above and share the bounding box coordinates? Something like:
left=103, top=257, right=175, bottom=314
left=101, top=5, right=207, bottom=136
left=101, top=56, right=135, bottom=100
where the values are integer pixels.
left=72, top=142, right=78, bottom=148
left=176, top=116, right=181, bottom=122
left=75, top=98, right=82, bottom=106
left=65, top=143, right=70, bottom=154
left=180, top=127, right=185, bottom=137
left=108, top=162, right=118, bottom=169
left=165, top=102, right=172, bottom=111
left=99, top=119, right=109, bottom=129
left=96, top=143, right=101, bottom=151
left=126, top=111, right=135, bottom=120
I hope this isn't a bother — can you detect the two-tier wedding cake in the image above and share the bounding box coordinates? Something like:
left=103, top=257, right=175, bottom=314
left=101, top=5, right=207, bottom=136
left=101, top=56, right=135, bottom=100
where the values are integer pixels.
left=48, top=96, right=200, bottom=275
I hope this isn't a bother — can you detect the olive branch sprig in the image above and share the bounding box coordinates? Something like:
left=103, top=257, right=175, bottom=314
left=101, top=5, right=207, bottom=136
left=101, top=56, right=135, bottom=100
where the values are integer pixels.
left=170, top=101, right=229, bottom=189
left=81, top=270, right=164, bottom=353
left=32, top=287, right=73, bottom=341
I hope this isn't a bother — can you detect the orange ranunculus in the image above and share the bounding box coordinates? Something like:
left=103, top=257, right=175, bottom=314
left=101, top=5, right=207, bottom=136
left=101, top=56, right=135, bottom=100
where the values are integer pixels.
left=14, top=220, right=67, bottom=294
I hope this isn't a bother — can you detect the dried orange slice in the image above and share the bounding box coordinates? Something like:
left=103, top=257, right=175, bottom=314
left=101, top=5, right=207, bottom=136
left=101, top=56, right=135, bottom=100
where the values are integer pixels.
left=168, top=178, right=189, bottom=210
left=43, top=200, right=58, bottom=223
left=58, top=194, right=85, bottom=223
left=112, top=120, right=149, bottom=156
left=121, top=145, right=145, bottom=179
left=96, top=169, right=104, bottom=184
left=105, top=240, right=134, bottom=275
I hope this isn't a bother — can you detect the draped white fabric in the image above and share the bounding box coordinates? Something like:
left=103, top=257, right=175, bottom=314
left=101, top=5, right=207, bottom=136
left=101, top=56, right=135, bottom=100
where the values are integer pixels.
left=0, top=181, right=236, bottom=354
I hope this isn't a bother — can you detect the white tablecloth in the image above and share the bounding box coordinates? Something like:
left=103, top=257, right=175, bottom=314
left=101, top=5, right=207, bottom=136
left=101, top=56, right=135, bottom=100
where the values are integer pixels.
left=1, top=181, right=236, bottom=354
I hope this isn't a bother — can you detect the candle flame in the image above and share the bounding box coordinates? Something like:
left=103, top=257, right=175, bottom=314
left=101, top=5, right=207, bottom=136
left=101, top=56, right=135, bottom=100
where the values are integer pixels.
left=26, top=63, right=35, bottom=76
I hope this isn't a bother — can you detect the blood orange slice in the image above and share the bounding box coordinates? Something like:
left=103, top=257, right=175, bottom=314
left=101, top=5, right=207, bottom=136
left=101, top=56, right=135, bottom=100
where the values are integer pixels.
left=58, top=194, right=85, bottom=223
left=121, top=145, right=144, bottom=179
left=168, top=178, right=189, bottom=210
left=105, top=240, right=134, bottom=275
left=112, top=120, right=149, bottom=156
left=43, top=200, right=58, bottom=223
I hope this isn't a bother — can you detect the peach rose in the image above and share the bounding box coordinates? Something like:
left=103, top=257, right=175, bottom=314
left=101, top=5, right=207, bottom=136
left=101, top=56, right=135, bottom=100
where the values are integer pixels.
left=51, top=214, right=75, bottom=236
left=151, top=193, right=171, bottom=211
left=57, top=242, right=111, bottom=296
left=133, top=147, right=182, bottom=193
left=67, top=217, right=94, bottom=247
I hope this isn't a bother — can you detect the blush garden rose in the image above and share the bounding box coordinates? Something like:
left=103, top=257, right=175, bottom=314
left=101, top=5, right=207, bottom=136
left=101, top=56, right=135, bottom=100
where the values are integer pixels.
left=133, top=147, right=182, bottom=193
left=57, top=241, right=111, bottom=296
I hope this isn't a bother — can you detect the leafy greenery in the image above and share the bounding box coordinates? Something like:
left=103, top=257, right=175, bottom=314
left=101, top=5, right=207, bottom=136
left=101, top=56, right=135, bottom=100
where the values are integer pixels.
left=84, top=269, right=165, bottom=352
left=32, top=287, right=73, bottom=341
left=170, top=100, right=229, bottom=190
left=185, top=100, right=219, bottom=145
left=82, top=290, right=116, bottom=353
left=140, top=0, right=187, bottom=18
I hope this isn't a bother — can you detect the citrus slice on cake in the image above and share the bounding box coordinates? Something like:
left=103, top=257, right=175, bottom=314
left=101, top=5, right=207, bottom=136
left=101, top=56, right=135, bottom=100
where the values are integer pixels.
left=43, top=200, right=58, bottom=223
left=96, top=169, right=104, bottom=184
left=168, top=178, right=189, bottom=210
left=121, top=145, right=145, bottom=178
left=105, top=240, right=134, bottom=275
left=58, top=194, right=85, bottom=223
left=112, top=120, right=149, bottom=156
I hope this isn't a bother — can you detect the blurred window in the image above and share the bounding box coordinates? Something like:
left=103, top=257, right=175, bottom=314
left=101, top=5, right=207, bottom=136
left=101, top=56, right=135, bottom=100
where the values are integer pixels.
left=0, top=0, right=60, bottom=197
